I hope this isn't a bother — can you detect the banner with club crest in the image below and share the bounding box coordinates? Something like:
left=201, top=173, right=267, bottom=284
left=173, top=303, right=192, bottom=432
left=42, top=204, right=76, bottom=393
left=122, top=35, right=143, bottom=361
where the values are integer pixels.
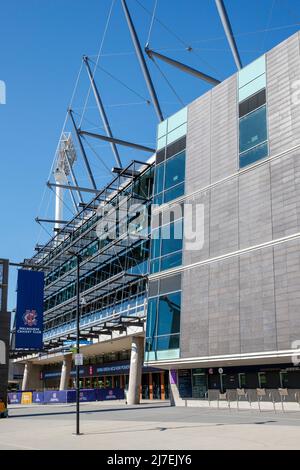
left=15, top=269, right=44, bottom=350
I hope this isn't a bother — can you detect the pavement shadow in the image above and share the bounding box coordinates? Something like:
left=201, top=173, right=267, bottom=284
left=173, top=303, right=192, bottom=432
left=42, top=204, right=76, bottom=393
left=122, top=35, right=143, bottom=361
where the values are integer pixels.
left=8, top=404, right=171, bottom=419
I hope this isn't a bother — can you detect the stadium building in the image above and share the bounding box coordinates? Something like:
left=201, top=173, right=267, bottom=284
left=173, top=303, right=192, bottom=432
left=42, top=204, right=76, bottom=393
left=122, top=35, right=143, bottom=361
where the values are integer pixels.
left=11, top=28, right=300, bottom=405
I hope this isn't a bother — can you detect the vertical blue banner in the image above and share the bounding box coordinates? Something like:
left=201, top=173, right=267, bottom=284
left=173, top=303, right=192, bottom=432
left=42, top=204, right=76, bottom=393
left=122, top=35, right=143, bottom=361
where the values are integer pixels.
left=15, top=270, right=44, bottom=350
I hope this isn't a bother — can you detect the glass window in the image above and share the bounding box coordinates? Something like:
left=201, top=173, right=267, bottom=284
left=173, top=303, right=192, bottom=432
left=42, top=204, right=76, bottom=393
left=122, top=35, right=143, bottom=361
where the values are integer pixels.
left=154, top=163, right=164, bottom=195
left=164, top=183, right=184, bottom=204
left=239, top=105, right=267, bottom=154
left=153, top=150, right=185, bottom=206
left=146, top=298, right=157, bottom=338
left=165, top=152, right=185, bottom=190
left=160, top=252, right=182, bottom=271
left=150, top=228, right=161, bottom=259
left=239, top=141, right=268, bottom=168
left=161, top=220, right=183, bottom=257
left=153, top=193, right=163, bottom=206
left=280, top=372, right=288, bottom=388
left=157, top=292, right=181, bottom=336
left=150, top=259, right=160, bottom=274
left=238, top=373, right=246, bottom=388
left=258, top=372, right=267, bottom=388
left=145, top=336, right=156, bottom=352
left=156, top=334, right=180, bottom=351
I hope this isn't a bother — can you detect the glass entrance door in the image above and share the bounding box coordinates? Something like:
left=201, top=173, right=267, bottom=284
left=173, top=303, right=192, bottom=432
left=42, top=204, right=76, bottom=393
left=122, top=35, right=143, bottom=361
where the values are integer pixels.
left=192, top=370, right=207, bottom=399
left=152, top=373, right=161, bottom=399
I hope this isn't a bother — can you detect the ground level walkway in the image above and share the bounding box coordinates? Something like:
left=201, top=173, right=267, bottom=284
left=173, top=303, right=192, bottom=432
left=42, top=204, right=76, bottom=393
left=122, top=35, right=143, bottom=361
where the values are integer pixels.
left=1, top=401, right=300, bottom=450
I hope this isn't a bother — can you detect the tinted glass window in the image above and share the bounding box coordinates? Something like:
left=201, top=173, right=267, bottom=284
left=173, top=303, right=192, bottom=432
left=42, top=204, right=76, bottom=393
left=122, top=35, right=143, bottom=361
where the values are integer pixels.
left=239, top=105, right=267, bottom=153
left=165, top=152, right=185, bottom=190
left=157, top=292, right=181, bottom=336
left=239, top=141, right=268, bottom=168
left=239, top=89, right=266, bottom=118
left=146, top=298, right=157, bottom=338
left=164, top=183, right=184, bottom=204
left=150, top=259, right=160, bottom=274
left=145, top=336, right=156, bottom=352
left=156, top=334, right=180, bottom=351
left=153, top=193, right=163, bottom=206
left=161, top=252, right=182, bottom=271
left=154, top=163, right=164, bottom=195
left=151, top=228, right=161, bottom=259
left=161, top=220, right=183, bottom=257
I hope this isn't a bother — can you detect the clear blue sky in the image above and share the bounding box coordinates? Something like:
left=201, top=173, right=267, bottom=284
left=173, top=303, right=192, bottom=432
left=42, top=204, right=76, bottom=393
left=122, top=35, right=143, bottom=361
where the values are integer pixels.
left=1, top=0, right=300, bottom=310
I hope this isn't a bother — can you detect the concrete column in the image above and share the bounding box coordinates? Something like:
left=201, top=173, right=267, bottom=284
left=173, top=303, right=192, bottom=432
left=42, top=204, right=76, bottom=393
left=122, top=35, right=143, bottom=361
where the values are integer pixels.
left=127, top=336, right=144, bottom=405
left=59, top=355, right=73, bottom=391
left=21, top=362, right=42, bottom=391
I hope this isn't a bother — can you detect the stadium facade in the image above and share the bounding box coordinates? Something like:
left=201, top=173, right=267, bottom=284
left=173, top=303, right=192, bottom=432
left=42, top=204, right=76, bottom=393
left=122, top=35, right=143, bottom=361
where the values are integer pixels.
left=12, top=32, right=300, bottom=404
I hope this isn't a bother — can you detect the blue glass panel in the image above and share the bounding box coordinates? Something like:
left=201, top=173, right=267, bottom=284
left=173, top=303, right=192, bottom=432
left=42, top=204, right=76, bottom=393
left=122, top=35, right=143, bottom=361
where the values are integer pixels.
left=157, top=292, right=181, bottom=336
left=239, top=105, right=267, bottom=153
left=150, top=259, right=160, bottom=274
left=156, top=334, right=180, bottom=351
left=145, top=336, right=157, bottom=352
left=154, top=163, right=164, bottom=195
left=161, top=220, right=183, bottom=257
left=146, top=297, right=157, bottom=338
left=163, top=183, right=184, bottom=204
left=150, top=228, right=161, bottom=259
left=153, top=193, right=163, bottom=206
left=165, top=152, right=185, bottom=190
left=239, top=141, right=269, bottom=168
left=160, top=251, right=182, bottom=271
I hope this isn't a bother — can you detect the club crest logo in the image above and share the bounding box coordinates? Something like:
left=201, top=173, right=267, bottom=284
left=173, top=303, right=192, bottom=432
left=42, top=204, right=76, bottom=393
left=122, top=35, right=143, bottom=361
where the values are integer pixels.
left=23, top=310, right=38, bottom=327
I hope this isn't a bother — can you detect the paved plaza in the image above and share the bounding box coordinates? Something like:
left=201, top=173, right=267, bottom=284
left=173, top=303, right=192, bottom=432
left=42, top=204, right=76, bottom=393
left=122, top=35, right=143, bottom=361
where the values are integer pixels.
left=1, top=401, right=300, bottom=450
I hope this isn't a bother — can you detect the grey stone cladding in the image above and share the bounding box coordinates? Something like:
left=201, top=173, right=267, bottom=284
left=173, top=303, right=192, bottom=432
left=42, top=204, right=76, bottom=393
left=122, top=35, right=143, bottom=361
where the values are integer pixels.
left=178, top=32, right=300, bottom=359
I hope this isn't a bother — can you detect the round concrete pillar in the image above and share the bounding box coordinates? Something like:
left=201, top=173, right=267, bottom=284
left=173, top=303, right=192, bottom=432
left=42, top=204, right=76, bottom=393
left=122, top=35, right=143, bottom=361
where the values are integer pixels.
left=127, top=336, right=144, bottom=405
left=59, top=355, right=73, bottom=391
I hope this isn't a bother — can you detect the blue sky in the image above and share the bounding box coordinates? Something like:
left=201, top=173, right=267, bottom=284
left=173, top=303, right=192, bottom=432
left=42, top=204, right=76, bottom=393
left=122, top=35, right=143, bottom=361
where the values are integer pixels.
left=1, top=0, right=300, bottom=310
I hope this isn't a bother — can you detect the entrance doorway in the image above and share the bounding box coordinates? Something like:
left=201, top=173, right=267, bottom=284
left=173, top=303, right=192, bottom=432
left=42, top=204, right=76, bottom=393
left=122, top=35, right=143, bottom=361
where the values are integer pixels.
left=142, top=374, right=150, bottom=399
left=192, top=370, right=207, bottom=399
left=152, top=373, right=161, bottom=399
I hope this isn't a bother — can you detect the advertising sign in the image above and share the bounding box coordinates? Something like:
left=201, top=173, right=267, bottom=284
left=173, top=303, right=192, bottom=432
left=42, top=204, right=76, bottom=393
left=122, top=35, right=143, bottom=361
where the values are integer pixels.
left=96, top=388, right=125, bottom=401
left=32, top=392, right=44, bottom=404
left=21, top=392, right=32, bottom=405
left=8, top=392, right=22, bottom=404
left=79, top=389, right=96, bottom=402
left=15, top=270, right=44, bottom=350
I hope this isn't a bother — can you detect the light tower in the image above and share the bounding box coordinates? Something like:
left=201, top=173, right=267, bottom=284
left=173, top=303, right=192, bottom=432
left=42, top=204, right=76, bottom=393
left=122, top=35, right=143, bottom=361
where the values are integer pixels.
left=53, top=133, right=77, bottom=232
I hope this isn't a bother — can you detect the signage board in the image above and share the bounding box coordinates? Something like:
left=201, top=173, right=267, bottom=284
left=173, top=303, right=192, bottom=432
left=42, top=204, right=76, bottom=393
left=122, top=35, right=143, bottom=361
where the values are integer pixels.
left=74, top=353, right=83, bottom=366
left=15, top=270, right=44, bottom=350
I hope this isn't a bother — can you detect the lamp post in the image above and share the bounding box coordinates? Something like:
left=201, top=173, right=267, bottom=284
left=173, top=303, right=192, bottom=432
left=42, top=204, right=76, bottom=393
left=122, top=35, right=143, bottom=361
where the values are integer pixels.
left=68, top=252, right=83, bottom=436
left=75, top=253, right=82, bottom=436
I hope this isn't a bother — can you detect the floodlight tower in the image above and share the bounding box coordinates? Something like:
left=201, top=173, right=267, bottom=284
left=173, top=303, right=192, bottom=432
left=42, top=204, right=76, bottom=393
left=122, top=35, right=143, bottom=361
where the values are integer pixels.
left=53, top=133, right=77, bottom=231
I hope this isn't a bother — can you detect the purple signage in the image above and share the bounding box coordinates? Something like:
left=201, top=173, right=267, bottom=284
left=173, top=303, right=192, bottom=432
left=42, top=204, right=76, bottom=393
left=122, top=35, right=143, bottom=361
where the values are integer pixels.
left=9, top=388, right=125, bottom=405
left=79, top=389, right=96, bottom=402
left=170, top=370, right=177, bottom=385
left=7, top=392, right=22, bottom=404
left=32, top=392, right=44, bottom=404
left=44, top=391, right=69, bottom=403
left=96, top=388, right=124, bottom=401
